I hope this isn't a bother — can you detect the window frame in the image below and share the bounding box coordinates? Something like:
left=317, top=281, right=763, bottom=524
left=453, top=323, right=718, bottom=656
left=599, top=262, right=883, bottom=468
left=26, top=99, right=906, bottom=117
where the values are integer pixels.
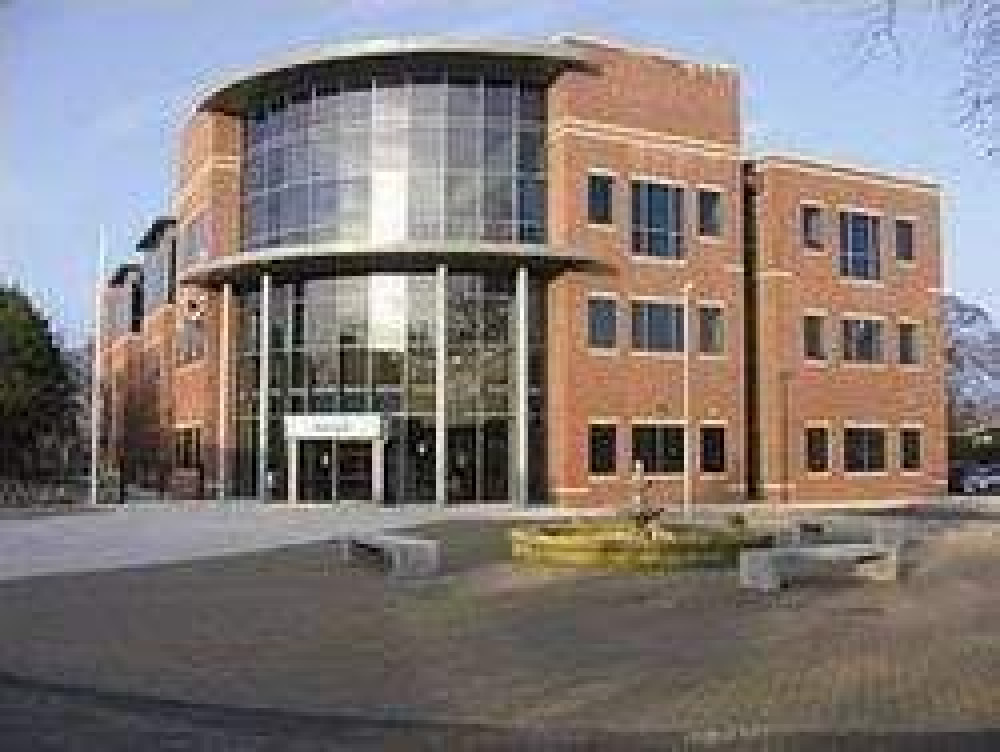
left=839, top=209, right=882, bottom=281
left=841, top=315, right=885, bottom=364
left=803, top=312, right=827, bottom=362
left=696, top=186, right=724, bottom=239
left=900, top=426, right=923, bottom=472
left=631, top=299, right=686, bottom=355
left=699, top=423, right=727, bottom=475
left=588, top=421, right=618, bottom=477
left=804, top=424, right=831, bottom=474
left=631, top=421, right=686, bottom=476
left=843, top=425, right=888, bottom=474
left=801, top=202, right=825, bottom=251
left=630, top=178, right=686, bottom=261
left=697, top=303, right=726, bottom=356
left=894, top=217, right=916, bottom=263
left=587, top=171, right=615, bottom=226
left=587, top=293, right=618, bottom=352
left=898, top=320, right=921, bottom=366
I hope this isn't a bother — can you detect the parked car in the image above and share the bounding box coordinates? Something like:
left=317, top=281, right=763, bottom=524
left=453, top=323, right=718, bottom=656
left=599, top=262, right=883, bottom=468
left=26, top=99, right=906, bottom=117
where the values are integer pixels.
left=961, top=464, right=1000, bottom=494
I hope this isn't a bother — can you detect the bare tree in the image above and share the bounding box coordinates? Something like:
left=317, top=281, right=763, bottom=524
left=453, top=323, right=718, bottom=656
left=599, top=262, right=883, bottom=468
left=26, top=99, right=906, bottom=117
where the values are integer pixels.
left=849, top=0, right=1000, bottom=154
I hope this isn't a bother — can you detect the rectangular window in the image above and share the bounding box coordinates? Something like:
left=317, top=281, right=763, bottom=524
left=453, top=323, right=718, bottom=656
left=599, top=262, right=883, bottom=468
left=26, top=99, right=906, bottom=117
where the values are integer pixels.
left=895, top=218, right=915, bottom=262
left=588, top=297, right=617, bottom=349
left=632, top=301, right=685, bottom=353
left=805, top=427, right=830, bottom=473
left=900, top=429, right=922, bottom=470
left=844, top=427, right=886, bottom=473
left=804, top=315, right=826, bottom=360
left=174, top=427, right=202, bottom=469
left=839, top=211, right=881, bottom=280
left=697, top=189, right=723, bottom=237
left=802, top=204, right=824, bottom=249
left=898, top=322, right=921, bottom=365
left=842, top=318, right=884, bottom=362
left=700, top=426, right=726, bottom=473
left=631, top=181, right=684, bottom=259
left=589, top=424, right=617, bottom=476
left=588, top=173, right=614, bottom=225
left=632, top=425, right=685, bottom=474
left=698, top=305, right=725, bottom=354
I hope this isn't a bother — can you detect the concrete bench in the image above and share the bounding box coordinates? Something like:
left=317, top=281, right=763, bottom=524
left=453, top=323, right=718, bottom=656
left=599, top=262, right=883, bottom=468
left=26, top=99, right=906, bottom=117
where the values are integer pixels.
left=338, top=534, right=440, bottom=579
left=740, top=543, right=901, bottom=592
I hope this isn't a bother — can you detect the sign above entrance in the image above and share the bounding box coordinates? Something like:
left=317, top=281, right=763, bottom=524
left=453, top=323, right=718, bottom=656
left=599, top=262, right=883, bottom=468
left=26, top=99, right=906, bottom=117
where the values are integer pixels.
left=284, top=414, right=384, bottom=441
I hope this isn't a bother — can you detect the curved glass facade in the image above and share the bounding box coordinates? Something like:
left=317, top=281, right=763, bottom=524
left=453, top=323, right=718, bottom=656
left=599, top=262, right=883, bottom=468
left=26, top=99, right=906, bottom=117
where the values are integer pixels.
left=243, top=68, right=547, bottom=251
left=231, top=270, right=546, bottom=503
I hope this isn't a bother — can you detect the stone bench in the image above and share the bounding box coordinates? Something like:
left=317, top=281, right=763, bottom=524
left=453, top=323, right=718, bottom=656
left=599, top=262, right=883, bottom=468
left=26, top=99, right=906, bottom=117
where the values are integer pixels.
left=338, top=534, right=440, bottom=579
left=740, top=543, right=901, bottom=592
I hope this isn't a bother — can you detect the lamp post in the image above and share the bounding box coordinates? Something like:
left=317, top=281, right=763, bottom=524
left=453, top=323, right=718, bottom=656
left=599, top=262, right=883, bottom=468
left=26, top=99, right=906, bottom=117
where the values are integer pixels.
left=683, top=281, right=694, bottom=521
left=89, top=226, right=106, bottom=506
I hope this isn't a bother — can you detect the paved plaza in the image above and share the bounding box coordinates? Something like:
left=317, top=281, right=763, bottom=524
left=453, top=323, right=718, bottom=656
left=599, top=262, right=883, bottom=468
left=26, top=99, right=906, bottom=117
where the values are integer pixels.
left=1, top=504, right=1000, bottom=748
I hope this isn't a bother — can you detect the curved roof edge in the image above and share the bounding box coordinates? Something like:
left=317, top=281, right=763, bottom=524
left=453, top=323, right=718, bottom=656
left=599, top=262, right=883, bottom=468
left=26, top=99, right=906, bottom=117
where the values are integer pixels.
left=196, top=37, right=590, bottom=115
left=178, top=242, right=595, bottom=286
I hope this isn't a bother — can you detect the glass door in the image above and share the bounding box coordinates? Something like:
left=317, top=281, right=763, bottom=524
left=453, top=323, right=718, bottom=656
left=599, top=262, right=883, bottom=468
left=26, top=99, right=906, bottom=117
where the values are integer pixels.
left=336, top=441, right=372, bottom=501
left=299, top=440, right=334, bottom=502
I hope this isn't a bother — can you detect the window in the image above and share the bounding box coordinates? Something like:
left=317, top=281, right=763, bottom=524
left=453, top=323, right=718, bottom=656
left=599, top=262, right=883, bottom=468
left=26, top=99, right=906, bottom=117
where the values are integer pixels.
left=898, top=322, right=921, bottom=365
left=839, top=211, right=881, bottom=280
left=803, top=315, right=826, bottom=360
left=842, top=318, right=884, bottom=362
left=698, top=306, right=725, bottom=354
left=632, top=301, right=685, bottom=353
left=900, top=429, right=922, bottom=470
left=588, top=173, right=614, bottom=225
left=174, top=427, right=202, bottom=469
left=589, top=424, right=617, bottom=475
left=895, top=218, right=914, bottom=262
left=805, top=427, right=830, bottom=473
left=802, top=204, right=824, bottom=249
left=588, top=297, right=617, bottom=349
left=632, top=424, right=685, bottom=474
left=697, top=189, right=723, bottom=237
left=700, top=426, right=726, bottom=473
left=631, top=181, right=684, bottom=259
left=844, top=428, right=886, bottom=473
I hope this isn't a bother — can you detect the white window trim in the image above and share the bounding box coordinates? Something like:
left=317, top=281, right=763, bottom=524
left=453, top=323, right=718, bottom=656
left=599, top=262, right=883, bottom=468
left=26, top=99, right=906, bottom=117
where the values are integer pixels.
left=893, top=215, right=918, bottom=265
left=630, top=255, right=688, bottom=266
left=587, top=167, right=618, bottom=178
left=630, top=419, right=687, bottom=478
left=630, top=174, right=687, bottom=188
left=631, top=294, right=685, bottom=304
left=837, top=205, right=885, bottom=217
left=696, top=301, right=726, bottom=357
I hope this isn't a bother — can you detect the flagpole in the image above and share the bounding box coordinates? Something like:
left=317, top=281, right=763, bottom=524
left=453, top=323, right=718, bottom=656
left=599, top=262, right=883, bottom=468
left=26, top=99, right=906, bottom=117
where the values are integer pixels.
left=90, top=226, right=106, bottom=506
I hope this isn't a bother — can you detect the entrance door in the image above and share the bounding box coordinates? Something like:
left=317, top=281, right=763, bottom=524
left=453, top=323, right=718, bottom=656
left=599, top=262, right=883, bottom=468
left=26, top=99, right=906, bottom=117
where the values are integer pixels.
left=299, top=440, right=334, bottom=502
left=336, top=441, right=372, bottom=501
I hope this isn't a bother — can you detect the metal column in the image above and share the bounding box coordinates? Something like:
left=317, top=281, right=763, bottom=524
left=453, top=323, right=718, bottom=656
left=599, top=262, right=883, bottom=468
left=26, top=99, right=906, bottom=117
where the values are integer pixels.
left=515, top=265, right=529, bottom=506
left=435, top=264, right=447, bottom=506
left=258, top=274, right=271, bottom=501
left=286, top=438, right=298, bottom=503
left=218, top=283, right=231, bottom=500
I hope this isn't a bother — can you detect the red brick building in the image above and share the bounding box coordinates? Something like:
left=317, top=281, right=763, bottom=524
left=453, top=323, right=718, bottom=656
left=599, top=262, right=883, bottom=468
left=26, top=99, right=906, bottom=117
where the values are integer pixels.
left=97, top=36, right=947, bottom=505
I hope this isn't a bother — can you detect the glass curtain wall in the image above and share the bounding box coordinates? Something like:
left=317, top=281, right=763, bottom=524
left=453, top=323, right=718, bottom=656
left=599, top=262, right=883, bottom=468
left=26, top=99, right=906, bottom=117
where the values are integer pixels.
left=231, top=271, right=545, bottom=503
left=242, top=68, right=547, bottom=251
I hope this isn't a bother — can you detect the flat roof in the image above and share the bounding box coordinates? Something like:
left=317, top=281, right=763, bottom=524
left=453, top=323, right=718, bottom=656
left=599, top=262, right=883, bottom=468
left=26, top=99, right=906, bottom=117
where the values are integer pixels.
left=137, top=217, right=176, bottom=250
left=197, top=37, right=589, bottom=114
left=753, top=154, right=940, bottom=193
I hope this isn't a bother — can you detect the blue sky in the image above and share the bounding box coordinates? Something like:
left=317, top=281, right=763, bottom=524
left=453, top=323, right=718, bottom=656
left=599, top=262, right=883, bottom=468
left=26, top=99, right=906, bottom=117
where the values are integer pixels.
left=3, top=0, right=997, bottom=343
